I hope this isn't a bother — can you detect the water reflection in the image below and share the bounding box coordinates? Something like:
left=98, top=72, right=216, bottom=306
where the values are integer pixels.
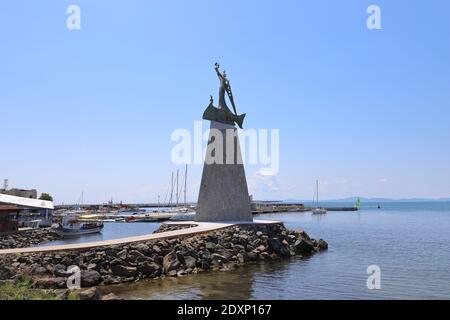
left=105, top=260, right=297, bottom=300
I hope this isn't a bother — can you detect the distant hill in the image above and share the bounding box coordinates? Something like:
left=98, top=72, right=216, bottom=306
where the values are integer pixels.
left=280, top=197, right=450, bottom=203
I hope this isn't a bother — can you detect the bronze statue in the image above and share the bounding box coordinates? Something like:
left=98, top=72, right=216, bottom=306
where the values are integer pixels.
left=203, top=63, right=246, bottom=129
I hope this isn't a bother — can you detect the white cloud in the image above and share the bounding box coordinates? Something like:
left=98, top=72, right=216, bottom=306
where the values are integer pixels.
left=248, top=170, right=281, bottom=198
left=379, top=178, right=388, bottom=183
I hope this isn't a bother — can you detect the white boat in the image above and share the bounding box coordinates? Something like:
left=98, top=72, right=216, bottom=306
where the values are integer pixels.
left=22, top=219, right=42, bottom=229
left=312, top=207, right=327, bottom=215
left=312, top=180, right=327, bottom=214
left=52, top=214, right=103, bottom=237
left=169, top=212, right=196, bottom=221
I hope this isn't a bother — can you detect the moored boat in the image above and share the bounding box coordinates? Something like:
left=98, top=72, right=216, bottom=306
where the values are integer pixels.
left=312, top=180, right=327, bottom=215
left=51, top=214, right=103, bottom=237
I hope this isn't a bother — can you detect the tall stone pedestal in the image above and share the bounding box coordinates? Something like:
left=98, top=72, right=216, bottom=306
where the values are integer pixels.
left=195, top=121, right=253, bottom=222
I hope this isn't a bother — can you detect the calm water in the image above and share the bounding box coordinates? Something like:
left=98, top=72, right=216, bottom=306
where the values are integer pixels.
left=38, top=223, right=161, bottom=246
left=104, top=202, right=450, bottom=300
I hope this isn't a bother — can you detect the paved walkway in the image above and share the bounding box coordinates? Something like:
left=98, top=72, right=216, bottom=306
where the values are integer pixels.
left=0, top=220, right=280, bottom=255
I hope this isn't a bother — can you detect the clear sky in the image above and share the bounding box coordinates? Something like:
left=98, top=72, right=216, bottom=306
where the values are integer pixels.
left=1, top=0, right=449, bottom=204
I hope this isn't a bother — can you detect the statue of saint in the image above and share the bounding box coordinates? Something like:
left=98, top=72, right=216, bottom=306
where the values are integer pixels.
left=203, top=63, right=245, bottom=129
left=215, top=63, right=232, bottom=113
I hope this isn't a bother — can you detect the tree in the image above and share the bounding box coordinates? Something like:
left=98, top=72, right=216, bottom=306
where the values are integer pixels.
left=39, top=193, right=53, bottom=201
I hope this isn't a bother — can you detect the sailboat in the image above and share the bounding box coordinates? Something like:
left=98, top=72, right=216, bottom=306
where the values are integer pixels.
left=312, top=180, right=327, bottom=214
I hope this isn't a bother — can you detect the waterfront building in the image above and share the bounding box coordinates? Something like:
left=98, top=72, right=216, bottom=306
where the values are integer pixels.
left=0, top=193, right=54, bottom=227
left=0, top=205, right=20, bottom=235
left=0, top=188, right=37, bottom=199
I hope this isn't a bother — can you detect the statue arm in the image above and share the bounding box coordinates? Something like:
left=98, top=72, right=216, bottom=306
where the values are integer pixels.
left=214, top=63, right=225, bottom=81
left=215, top=67, right=224, bottom=81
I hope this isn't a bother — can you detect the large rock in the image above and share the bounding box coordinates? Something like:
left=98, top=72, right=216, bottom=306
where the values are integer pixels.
left=0, top=266, right=16, bottom=280
left=205, top=242, right=216, bottom=250
left=267, top=237, right=282, bottom=254
left=317, top=239, right=328, bottom=250
left=77, top=287, right=99, bottom=300
left=110, top=265, right=138, bottom=278
left=128, top=250, right=145, bottom=258
left=293, top=238, right=315, bottom=255
left=34, top=277, right=67, bottom=289
left=101, top=293, right=120, bottom=300
left=184, top=256, right=197, bottom=269
left=53, top=264, right=71, bottom=277
left=81, top=270, right=101, bottom=287
left=32, top=266, right=48, bottom=275
left=135, top=244, right=151, bottom=255
left=137, top=261, right=161, bottom=276
left=162, top=251, right=181, bottom=273
left=211, top=253, right=228, bottom=265
left=117, top=249, right=128, bottom=260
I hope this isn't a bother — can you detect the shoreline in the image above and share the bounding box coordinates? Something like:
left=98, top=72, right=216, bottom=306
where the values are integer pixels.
left=0, top=222, right=327, bottom=300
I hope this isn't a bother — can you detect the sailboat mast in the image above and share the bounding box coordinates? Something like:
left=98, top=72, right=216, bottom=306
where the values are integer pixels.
left=184, top=165, right=187, bottom=206
left=176, top=169, right=179, bottom=207
left=316, top=180, right=319, bottom=207
left=169, top=172, right=174, bottom=205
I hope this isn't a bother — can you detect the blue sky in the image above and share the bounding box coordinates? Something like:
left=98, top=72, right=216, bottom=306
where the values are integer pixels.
left=1, top=0, right=449, bottom=204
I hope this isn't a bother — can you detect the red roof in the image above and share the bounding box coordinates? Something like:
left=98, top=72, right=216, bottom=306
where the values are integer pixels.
left=0, top=205, right=21, bottom=212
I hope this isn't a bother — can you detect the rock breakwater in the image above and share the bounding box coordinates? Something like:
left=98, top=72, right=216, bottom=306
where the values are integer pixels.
left=0, top=223, right=327, bottom=299
left=0, top=228, right=61, bottom=250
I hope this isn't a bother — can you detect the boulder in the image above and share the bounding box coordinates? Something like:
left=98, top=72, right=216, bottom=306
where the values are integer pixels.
left=205, top=242, right=216, bottom=250
left=162, top=251, right=181, bottom=273
left=32, top=266, right=49, bottom=275
left=128, top=250, right=145, bottom=258
left=17, top=256, right=32, bottom=264
left=87, top=263, right=98, bottom=270
left=90, top=257, right=103, bottom=266
left=293, top=238, right=315, bottom=255
left=110, top=265, right=138, bottom=278
left=73, top=256, right=84, bottom=266
left=317, top=239, right=328, bottom=250
left=81, top=270, right=101, bottom=287
left=0, top=266, right=16, bottom=280
left=211, top=253, right=228, bottom=265
left=256, top=245, right=266, bottom=252
left=137, top=261, right=161, bottom=276
left=168, top=270, right=178, bottom=277
left=152, top=245, right=162, bottom=254
left=117, top=249, right=128, bottom=260
left=135, top=244, right=151, bottom=255
left=215, top=248, right=233, bottom=261
left=267, top=237, right=282, bottom=254
left=103, top=275, right=121, bottom=285
left=101, top=293, right=120, bottom=300
left=53, top=264, right=71, bottom=277
left=77, top=287, right=99, bottom=300
left=184, top=256, right=197, bottom=269
left=34, top=277, right=67, bottom=289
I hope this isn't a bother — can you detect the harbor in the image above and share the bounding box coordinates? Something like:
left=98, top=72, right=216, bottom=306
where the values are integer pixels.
left=2, top=0, right=448, bottom=305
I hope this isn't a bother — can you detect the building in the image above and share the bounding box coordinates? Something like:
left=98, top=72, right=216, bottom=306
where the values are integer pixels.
left=0, top=193, right=54, bottom=227
left=0, top=188, right=37, bottom=199
left=0, top=205, right=20, bottom=235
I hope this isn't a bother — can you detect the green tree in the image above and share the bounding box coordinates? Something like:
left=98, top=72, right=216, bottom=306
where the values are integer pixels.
left=39, top=193, right=53, bottom=201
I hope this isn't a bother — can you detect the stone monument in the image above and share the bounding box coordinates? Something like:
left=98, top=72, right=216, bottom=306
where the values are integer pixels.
left=195, top=63, right=253, bottom=222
